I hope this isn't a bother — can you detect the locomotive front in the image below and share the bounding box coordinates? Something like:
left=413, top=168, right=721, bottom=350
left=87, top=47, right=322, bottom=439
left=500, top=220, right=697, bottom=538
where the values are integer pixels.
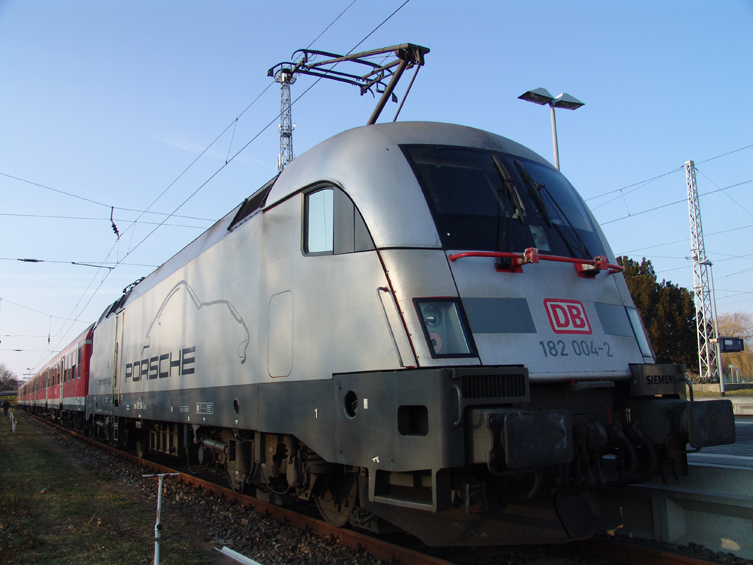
left=283, top=122, right=736, bottom=545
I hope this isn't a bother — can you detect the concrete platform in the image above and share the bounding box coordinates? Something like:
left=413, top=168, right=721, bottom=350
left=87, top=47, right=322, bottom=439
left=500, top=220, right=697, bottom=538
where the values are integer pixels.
left=600, top=418, right=753, bottom=559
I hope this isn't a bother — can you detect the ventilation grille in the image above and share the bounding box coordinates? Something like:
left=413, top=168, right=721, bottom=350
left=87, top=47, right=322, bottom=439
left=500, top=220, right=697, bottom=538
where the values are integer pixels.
left=462, top=373, right=527, bottom=399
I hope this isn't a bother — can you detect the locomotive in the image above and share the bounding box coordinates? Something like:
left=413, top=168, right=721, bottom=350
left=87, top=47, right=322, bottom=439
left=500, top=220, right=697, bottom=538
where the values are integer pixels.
left=19, top=121, right=736, bottom=546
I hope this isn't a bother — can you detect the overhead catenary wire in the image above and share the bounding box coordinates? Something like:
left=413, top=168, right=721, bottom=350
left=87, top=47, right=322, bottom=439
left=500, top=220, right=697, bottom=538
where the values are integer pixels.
left=25, top=0, right=413, bottom=372
left=584, top=141, right=753, bottom=203
left=650, top=252, right=753, bottom=276
left=118, top=0, right=366, bottom=233
left=305, top=0, right=358, bottom=49
left=604, top=163, right=751, bottom=310
left=0, top=212, right=207, bottom=230
left=117, top=0, right=413, bottom=264
left=696, top=168, right=753, bottom=219
left=600, top=178, right=753, bottom=225
left=618, top=222, right=753, bottom=255
left=0, top=298, right=93, bottom=323
left=0, top=257, right=159, bottom=269
left=586, top=167, right=683, bottom=205
left=3, top=333, right=88, bottom=338
left=0, top=172, right=215, bottom=222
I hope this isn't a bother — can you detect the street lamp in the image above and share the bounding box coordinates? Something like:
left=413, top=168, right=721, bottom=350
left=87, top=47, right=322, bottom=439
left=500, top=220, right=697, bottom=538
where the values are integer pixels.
left=699, top=259, right=725, bottom=396
left=518, top=88, right=584, bottom=170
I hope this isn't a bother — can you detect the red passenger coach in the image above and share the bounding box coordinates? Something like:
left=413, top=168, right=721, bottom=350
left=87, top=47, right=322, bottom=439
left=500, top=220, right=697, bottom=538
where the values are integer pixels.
left=19, top=325, right=93, bottom=429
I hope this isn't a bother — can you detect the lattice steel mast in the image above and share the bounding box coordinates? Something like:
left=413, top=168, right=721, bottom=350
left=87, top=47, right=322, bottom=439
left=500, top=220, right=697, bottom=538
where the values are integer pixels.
left=685, top=160, right=723, bottom=391
left=274, top=66, right=297, bottom=172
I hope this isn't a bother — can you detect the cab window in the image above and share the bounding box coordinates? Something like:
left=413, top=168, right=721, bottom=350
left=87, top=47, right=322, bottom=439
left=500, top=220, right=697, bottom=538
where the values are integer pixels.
left=304, top=186, right=374, bottom=255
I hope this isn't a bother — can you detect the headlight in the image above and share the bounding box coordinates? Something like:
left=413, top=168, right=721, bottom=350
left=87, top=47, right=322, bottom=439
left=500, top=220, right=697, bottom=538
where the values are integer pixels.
left=421, top=304, right=442, bottom=327
left=414, top=299, right=477, bottom=358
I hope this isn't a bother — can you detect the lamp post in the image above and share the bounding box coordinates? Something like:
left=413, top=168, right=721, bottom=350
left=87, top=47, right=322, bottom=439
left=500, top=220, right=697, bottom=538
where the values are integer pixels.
left=700, top=259, right=725, bottom=396
left=518, top=88, right=584, bottom=170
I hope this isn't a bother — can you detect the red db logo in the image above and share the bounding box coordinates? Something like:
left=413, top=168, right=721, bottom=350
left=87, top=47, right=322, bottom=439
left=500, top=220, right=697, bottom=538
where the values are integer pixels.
left=544, top=299, right=592, bottom=334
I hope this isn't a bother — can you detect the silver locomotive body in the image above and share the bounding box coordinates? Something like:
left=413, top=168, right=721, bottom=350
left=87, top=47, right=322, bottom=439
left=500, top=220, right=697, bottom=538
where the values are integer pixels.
left=87, top=122, right=735, bottom=545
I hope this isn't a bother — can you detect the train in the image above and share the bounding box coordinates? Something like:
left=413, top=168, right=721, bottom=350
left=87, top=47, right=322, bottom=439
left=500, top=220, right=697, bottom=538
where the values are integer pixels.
left=19, top=121, right=736, bottom=546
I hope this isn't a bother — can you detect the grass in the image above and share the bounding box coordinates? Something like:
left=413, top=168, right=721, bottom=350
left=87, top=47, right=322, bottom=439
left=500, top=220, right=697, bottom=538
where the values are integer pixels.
left=0, top=411, right=221, bottom=565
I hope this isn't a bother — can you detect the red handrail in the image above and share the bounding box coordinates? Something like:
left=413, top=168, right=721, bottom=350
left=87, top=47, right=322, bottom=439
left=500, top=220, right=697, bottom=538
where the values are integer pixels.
left=447, top=248, right=623, bottom=276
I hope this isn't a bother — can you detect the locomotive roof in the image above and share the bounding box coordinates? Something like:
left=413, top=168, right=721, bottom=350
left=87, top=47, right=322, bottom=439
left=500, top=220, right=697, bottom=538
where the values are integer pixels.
left=111, top=122, right=551, bottom=314
left=265, top=121, right=549, bottom=249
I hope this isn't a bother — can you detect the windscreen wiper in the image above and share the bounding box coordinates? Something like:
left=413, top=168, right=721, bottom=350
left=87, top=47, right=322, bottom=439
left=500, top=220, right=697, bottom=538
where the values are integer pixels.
left=515, top=158, right=551, bottom=227
left=518, top=159, right=592, bottom=258
left=492, top=156, right=525, bottom=224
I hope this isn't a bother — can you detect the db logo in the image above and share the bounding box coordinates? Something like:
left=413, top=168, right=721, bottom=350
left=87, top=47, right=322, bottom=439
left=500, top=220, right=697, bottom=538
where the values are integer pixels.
left=544, top=299, right=592, bottom=334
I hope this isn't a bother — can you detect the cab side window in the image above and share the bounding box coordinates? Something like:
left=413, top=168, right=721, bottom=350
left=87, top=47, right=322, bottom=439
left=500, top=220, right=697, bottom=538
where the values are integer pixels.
left=306, top=189, right=334, bottom=254
left=304, top=186, right=374, bottom=255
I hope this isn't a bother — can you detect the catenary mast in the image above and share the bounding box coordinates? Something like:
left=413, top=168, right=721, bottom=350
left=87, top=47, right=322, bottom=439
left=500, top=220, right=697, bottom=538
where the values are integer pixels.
left=685, top=160, right=723, bottom=392
left=274, top=66, right=296, bottom=172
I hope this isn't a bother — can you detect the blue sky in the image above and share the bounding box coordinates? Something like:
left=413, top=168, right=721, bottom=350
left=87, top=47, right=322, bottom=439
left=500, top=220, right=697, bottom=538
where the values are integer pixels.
left=2, top=0, right=752, bottom=379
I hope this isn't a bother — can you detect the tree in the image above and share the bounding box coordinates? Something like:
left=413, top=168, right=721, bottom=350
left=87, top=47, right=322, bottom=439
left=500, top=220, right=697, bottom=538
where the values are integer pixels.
left=0, top=362, right=19, bottom=391
left=717, top=312, right=752, bottom=352
left=617, top=256, right=698, bottom=370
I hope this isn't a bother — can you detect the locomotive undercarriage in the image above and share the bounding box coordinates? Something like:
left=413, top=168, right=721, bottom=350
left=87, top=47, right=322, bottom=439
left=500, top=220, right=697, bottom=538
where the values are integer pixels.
left=78, top=363, right=734, bottom=546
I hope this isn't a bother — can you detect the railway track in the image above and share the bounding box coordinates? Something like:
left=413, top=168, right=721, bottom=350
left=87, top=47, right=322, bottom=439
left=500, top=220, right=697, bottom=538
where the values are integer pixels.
left=27, top=412, right=740, bottom=565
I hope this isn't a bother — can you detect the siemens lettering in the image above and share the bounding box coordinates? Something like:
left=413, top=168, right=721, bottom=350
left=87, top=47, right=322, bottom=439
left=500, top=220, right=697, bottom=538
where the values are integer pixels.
left=125, top=347, right=195, bottom=382
left=646, top=373, right=676, bottom=385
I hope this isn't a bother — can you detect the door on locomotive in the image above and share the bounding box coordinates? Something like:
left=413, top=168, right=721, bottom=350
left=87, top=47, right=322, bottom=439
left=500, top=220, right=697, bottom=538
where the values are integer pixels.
left=111, top=311, right=124, bottom=406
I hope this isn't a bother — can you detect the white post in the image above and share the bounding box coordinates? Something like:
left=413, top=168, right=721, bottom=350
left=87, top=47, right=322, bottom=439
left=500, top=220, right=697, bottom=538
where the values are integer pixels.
left=707, top=264, right=725, bottom=396
left=549, top=103, right=560, bottom=170
left=143, top=473, right=179, bottom=565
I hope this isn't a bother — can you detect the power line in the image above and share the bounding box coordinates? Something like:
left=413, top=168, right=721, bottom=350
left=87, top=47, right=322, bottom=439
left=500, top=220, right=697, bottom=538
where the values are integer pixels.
left=617, top=223, right=753, bottom=255
left=0, top=258, right=159, bottom=269
left=600, top=179, right=753, bottom=225
left=585, top=168, right=682, bottom=203
left=695, top=142, right=753, bottom=165
left=2, top=334, right=82, bottom=338
left=589, top=170, right=681, bottom=212
left=107, top=0, right=370, bottom=240
left=653, top=251, right=753, bottom=275
left=117, top=0, right=413, bottom=264
left=0, top=298, right=92, bottom=323
left=696, top=168, right=753, bottom=219
left=720, top=264, right=753, bottom=279
left=0, top=212, right=208, bottom=229
left=585, top=141, right=753, bottom=203
left=715, top=288, right=753, bottom=295
left=22, top=0, right=413, bottom=370
left=123, top=2, right=374, bottom=234
left=347, top=0, right=411, bottom=53
left=715, top=294, right=753, bottom=307
left=0, top=172, right=215, bottom=222
left=1, top=348, right=62, bottom=353
left=306, top=0, right=358, bottom=49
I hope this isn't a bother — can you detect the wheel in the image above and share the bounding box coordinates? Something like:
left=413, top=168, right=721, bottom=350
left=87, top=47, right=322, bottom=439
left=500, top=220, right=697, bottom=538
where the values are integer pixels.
left=314, top=472, right=357, bottom=528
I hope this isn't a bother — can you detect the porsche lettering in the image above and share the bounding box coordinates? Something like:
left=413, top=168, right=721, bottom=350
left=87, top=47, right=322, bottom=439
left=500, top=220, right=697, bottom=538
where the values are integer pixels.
left=125, top=347, right=195, bottom=382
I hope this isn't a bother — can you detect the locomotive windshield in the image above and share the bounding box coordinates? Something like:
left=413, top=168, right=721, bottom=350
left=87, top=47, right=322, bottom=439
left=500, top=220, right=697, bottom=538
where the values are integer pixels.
left=401, top=145, right=605, bottom=259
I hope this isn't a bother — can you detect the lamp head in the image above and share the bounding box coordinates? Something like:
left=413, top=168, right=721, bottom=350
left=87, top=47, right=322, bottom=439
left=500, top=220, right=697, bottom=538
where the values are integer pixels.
left=552, top=93, right=585, bottom=110
left=518, top=88, right=555, bottom=106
